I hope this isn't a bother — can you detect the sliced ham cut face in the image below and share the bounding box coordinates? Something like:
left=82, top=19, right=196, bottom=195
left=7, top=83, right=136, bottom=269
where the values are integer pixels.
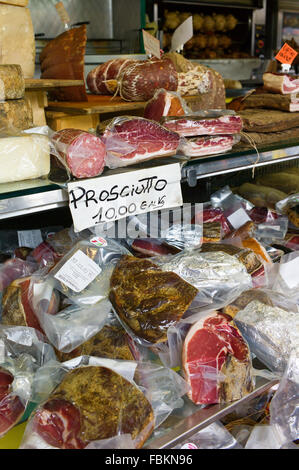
left=263, top=73, right=299, bottom=95
left=162, top=114, right=243, bottom=137
left=0, top=368, right=25, bottom=438
left=182, top=312, right=254, bottom=405
left=144, top=89, right=186, bottom=122
left=102, top=117, right=181, bottom=168
left=52, top=129, right=106, bottom=179
left=179, top=135, right=235, bottom=158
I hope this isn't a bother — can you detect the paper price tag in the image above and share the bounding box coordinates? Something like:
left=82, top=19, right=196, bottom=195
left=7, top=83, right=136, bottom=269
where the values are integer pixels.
left=142, top=29, right=161, bottom=59
left=279, top=256, right=299, bottom=289
left=227, top=208, right=251, bottom=230
left=54, top=250, right=102, bottom=293
left=68, top=163, right=183, bottom=232
left=171, top=16, right=193, bottom=52
left=18, top=230, right=43, bottom=249
left=275, top=43, right=298, bottom=65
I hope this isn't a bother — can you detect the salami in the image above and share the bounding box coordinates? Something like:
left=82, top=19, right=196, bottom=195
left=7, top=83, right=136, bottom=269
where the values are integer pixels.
left=52, top=129, right=106, bottom=179
left=87, top=59, right=137, bottom=95
left=119, top=58, right=178, bottom=102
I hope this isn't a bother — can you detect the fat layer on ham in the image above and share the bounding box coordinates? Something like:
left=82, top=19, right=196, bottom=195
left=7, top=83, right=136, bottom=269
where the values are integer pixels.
left=162, top=114, right=243, bottom=137
left=263, top=73, right=299, bottom=95
left=179, top=135, right=235, bottom=157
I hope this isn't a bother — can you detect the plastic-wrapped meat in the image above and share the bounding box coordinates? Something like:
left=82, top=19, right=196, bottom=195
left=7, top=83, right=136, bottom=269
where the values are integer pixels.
left=101, top=117, right=180, bottom=169
left=2, top=277, right=60, bottom=334
left=0, top=368, right=25, bottom=438
left=31, top=366, right=155, bottom=449
left=179, top=135, right=235, bottom=158
left=144, top=89, right=186, bottom=122
left=182, top=312, right=254, bottom=405
left=162, top=114, right=243, bottom=137
left=109, top=255, right=198, bottom=344
left=193, top=207, right=231, bottom=235
left=131, top=239, right=180, bottom=257
left=87, top=58, right=136, bottom=95
left=119, top=58, right=178, bottom=102
left=52, top=129, right=106, bottom=179
left=0, top=258, right=37, bottom=292
left=263, top=73, right=299, bottom=95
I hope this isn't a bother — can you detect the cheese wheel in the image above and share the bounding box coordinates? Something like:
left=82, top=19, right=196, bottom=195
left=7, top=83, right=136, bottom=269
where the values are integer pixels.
left=0, top=134, right=50, bottom=183
left=0, top=99, right=33, bottom=130
left=0, top=65, right=25, bottom=100
left=0, top=5, right=35, bottom=78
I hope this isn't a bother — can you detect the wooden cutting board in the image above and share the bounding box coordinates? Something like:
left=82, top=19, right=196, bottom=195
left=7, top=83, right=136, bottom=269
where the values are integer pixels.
left=25, top=79, right=85, bottom=91
left=46, top=94, right=202, bottom=115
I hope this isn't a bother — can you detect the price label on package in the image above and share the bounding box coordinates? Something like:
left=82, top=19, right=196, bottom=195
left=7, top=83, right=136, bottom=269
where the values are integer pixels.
left=275, top=43, right=298, bottom=65
left=171, top=16, right=193, bottom=52
left=142, top=29, right=161, bottom=59
left=279, top=256, right=299, bottom=289
left=68, top=163, right=183, bottom=232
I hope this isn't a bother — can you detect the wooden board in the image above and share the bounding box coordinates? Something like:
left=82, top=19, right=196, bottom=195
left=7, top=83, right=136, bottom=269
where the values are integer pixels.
left=25, top=79, right=85, bottom=91
left=46, top=94, right=202, bottom=116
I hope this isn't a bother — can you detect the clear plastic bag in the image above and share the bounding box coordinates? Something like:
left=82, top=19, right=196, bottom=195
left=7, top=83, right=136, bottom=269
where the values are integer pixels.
left=20, top=357, right=188, bottom=449
left=101, top=116, right=181, bottom=169
left=235, top=293, right=299, bottom=373
left=0, top=326, right=56, bottom=438
left=265, top=251, right=299, bottom=301
left=178, top=134, right=240, bottom=159
left=211, top=186, right=253, bottom=230
left=172, top=422, right=242, bottom=449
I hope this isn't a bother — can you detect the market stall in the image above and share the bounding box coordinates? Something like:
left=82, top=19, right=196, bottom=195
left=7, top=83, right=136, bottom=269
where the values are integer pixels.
left=0, top=0, right=298, bottom=451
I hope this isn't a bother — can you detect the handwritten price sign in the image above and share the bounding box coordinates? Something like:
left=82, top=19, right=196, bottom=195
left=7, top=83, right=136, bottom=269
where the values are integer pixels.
left=275, top=43, right=298, bottom=65
left=142, top=30, right=161, bottom=59
left=68, top=164, right=183, bottom=232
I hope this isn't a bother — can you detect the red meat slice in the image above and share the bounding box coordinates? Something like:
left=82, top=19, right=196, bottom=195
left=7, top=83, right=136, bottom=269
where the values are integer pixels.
left=193, top=208, right=231, bottom=235
left=0, top=368, right=25, bottom=438
left=34, top=399, right=85, bottom=449
left=144, top=89, right=186, bottom=122
left=0, top=258, right=37, bottom=292
left=162, top=115, right=243, bottom=137
left=179, top=135, right=235, bottom=157
left=131, top=239, right=180, bottom=257
left=102, top=117, right=180, bottom=168
left=52, top=129, right=106, bottom=179
left=182, top=312, right=252, bottom=405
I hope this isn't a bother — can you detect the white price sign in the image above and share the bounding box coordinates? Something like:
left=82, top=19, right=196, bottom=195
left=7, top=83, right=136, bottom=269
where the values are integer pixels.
left=171, top=16, right=193, bottom=52
left=68, top=163, right=183, bottom=232
left=142, top=29, right=161, bottom=59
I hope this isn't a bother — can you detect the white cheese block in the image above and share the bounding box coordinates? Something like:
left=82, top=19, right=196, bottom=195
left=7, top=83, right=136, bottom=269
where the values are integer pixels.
left=0, top=5, right=35, bottom=78
left=0, top=1, right=29, bottom=6
left=0, top=134, right=50, bottom=183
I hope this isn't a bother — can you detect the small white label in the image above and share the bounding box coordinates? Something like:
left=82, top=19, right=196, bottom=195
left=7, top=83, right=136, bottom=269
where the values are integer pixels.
left=68, top=163, right=182, bottom=232
left=171, top=16, right=194, bottom=52
left=0, top=340, right=5, bottom=363
left=54, top=250, right=102, bottom=293
left=227, top=208, right=251, bottom=229
left=279, top=256, right=299, bottom=289
left=181, top=443, right=198, bottom=449
left=17, top=230, right=43, bottom=249
left=142, top=29, right=161, bottom=59
left=90, top=237, right=107, bottom=247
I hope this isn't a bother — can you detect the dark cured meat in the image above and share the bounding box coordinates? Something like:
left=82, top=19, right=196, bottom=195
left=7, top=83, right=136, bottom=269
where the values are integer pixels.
left=144, top=89, right=185, bottom=122
left=109, top=255, right=198, bottom=344
left=0, top=368, right=25, bottom=438
left=40, top=26, right=87, bottom=102
left=182, top=312, right=253, bottom=405
left=192, top=208, right=231, bottom=235
left=2, top=277, right=59, bottom=334
left=52, top=129, right=106, bottom=179
left=102, top=117, right=180, bottom=167
left=162, top=115, right=243, bottom=137
left=131, top=239, right=180, bottom=258
left=119, top=58, right=178, bottom=102
left=33, top=366, right=154, bottom=449
left=87, top=59, right=137, bottom=95
left=0, top=259, right=37, bottom=292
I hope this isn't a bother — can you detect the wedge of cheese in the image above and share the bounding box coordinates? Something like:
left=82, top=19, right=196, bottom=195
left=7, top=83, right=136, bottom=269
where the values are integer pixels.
left=0, top=4, right=35, bottom=78
left=0, top=134, right=50, bottom=183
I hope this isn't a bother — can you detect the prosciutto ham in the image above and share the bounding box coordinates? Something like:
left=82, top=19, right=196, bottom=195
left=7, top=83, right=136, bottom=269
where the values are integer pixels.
left=179, top=135, right=236, bottom=158
left=263, top=73, right=299, bottom=95
left=162, top=114, right=243, bottom=137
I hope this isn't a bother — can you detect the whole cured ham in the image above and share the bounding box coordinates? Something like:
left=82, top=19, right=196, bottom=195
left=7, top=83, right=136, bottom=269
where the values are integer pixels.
left=162, top=114, right=243, bottom=137
left=119, top=58, right=178, bottom=102
left=263, top=73, right=299, bottom=95
left=179, top=135, right=236, bottom=158
left=52, top=129, right=106, bottom=179
left=40, top=26, right=87, bottom=102
left=182, top=312, right=254, bottom=405
left=30, top=366, right=155, bottom=449
left=87, top=58, right=136, bottom=95
left=144, top=89, right=186, bottom=122
left=0, top=368, right=25, bottom=437
left=101, top=116, right=181, bottom=168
